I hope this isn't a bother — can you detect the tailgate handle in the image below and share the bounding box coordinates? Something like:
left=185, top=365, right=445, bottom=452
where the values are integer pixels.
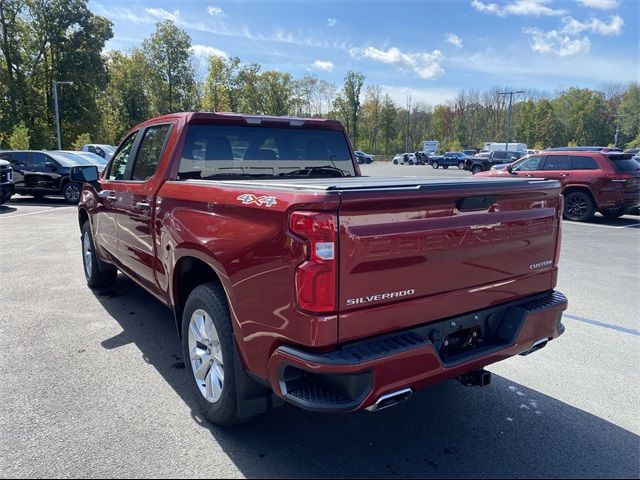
left=456, top=195, right=498, bottom=211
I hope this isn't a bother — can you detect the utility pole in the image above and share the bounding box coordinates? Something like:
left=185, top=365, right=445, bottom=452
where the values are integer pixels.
left=53, top=80, right=74, bottom=150
left=611, top=113, right=626, bottom=148
left=499, top=90, right=524, bottom=152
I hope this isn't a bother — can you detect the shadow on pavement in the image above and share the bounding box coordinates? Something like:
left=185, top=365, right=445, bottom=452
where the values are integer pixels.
left=0, top=204, right=17, bottom=214
left=4, top=194, right=71, bottom=208
left=96, top=275, right=639, bottom=479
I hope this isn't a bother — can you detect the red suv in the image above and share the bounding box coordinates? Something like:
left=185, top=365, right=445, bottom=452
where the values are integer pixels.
left=476, top=151, right=640, bottom=221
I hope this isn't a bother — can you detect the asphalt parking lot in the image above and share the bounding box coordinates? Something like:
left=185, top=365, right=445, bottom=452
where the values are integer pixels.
left=1, top=163, right=639, bottom=478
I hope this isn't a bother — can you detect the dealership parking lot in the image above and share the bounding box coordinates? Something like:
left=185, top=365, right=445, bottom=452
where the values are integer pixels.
left=1, top=163, right=639, bottom=478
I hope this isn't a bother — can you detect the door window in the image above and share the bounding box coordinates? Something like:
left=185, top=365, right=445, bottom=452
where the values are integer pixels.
left=512, top=156, right=543, bottom=172
left=571, top=155, right=599, bottom=170
left=131, top=124, right=171, bottom=181
left=106, top=132, right=138, bottom=180
left=542, top=155, right=570, bottom=170
left=9, top=152, right=29, bottom=167
left=31, top=153, right=53, bottom=168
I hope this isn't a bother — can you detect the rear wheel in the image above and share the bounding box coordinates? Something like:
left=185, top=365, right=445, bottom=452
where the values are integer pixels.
left=563, top=191, right=595, bottom=222
left=182, top=283, right=241, bottom=426
left=432, top=161, right=439, bottom=169
left=81, top=221, right=117, bottom=288
left=458, top=161, right=465, bottom=170
left=471, top=164, right=483, bottom=174
left=600, top=207, right=626, bottom=219
left=393, top=159, right=398, bottom=165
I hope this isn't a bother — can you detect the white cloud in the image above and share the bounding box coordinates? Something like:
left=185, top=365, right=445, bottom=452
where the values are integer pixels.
left=207, top=5, right=224, bottom=16
left=561, top=14, right=624, bottom=36
left=145, top=8, right=180, bottom=21
left=524, top=28, right=591, bottom=56
left=380, top=85, right=459, bottom=106
left=349, top=46, right=445, bottom=79
left=327, top=18, right=337, bottom=27
left=576, top=0, right=619, bottom=9
left=445, top=33, right=463, bottom=48
left=311, top=60, right=334, bottom=72
left=471, top=0, right=567, bottom=16
left=191, top=44, right=227, bottom=58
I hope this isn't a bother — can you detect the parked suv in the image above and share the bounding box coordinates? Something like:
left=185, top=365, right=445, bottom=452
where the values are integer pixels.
left=432, top=152, right=467, bottom=170
left=0, top=150, right=92, bottom=203
left=354, top=150, right=374, bottom=164
left=476, top=151, right=640, bottom=221
left=465, top=150, right=524, bottom=174
left=81, top=144, right=116, bottom=160
left=0, top=158, right=14, bottom=204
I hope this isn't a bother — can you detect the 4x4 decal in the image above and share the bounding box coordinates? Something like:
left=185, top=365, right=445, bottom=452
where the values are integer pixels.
left=237, top=193, right=278, bottom=207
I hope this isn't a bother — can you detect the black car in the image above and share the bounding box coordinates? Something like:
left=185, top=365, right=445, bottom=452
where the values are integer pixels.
left=0, top=158, right=14, bottom=205
left=0, top=150, right=92, bottom=203
left=432, top=151, right=467, bottom=169
left=465, top=150, right=524, bottom=174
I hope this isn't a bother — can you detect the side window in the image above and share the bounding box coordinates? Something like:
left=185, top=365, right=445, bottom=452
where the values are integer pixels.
left=106, top=132, right=138, bottom=181
left=9, top=152, right=29, bottom=167
left=513, top=156, right=543, bottom=171
left=88, top=146, right=96, bottom=154
left=31, top=153, right=50, bottom=167
left=542, top=155, right=570, bottom=170
left=571, top=155, right=599, bottom=170
left=131, top=125, right=171, bottom=181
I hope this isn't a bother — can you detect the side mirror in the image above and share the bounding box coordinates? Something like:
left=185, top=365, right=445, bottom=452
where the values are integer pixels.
left=44, top=161, right=56, bottom=169
left=70, top=165, right=99, bottom=182
left=506, top=165, right=514, bottom=173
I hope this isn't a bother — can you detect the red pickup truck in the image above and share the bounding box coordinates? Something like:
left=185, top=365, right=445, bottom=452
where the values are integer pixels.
left=72, top=112, right=567, bottom=425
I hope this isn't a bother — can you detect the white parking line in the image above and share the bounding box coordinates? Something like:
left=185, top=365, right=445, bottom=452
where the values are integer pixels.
left=563, top=220, right=640, bottom=229
left=0, top=206, right=74, bottom=219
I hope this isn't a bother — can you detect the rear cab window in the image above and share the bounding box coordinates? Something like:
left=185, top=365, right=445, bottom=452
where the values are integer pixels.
left=178, top=124, right=356, bottom=179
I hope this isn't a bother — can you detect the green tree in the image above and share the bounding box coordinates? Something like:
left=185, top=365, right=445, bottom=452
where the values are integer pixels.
left=259, top=70, right=295, bottom=116
left=619, top=83, right=640, bottom=143
left=9, top=121, right=29, bottom=149
left=142, top=20, right=195, bottom=114
left=378, top=94, right=398, bottom=156
left=72, top=133, right=91, bottom=150
left=342, top=71, right=365, bottom=145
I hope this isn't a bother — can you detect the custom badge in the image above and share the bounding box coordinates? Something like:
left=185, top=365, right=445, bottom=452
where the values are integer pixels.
left=237, top=193, right=278, bottom=207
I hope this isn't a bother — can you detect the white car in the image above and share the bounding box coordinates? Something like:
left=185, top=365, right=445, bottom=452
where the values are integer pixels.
left=81, top=144, right=116, bottom=160
left=392, top=153, right=417, bottom=165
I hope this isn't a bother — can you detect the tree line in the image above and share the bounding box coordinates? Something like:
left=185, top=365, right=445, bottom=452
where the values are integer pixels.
left=1, top=1, right=639, bottom=156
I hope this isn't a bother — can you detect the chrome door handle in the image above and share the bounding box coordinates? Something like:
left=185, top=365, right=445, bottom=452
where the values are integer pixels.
left=99, top=190, right=117, bottom=201
left=135, top=202, right=150, bottom=211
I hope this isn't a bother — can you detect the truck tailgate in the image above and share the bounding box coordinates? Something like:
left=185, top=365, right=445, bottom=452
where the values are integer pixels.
left=336, top=177, right=562, bottom=342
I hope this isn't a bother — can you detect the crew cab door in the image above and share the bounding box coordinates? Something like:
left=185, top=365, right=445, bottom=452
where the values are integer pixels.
left=114, top=123, right=172, bottom=292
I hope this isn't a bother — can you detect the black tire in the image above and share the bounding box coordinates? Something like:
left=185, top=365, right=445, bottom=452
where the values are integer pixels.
left=63, top=181, right=81, bottom=203
left=432, top=161, right=439, bottom=169
left=458, top=161, right=465, bottom=170
left=443, top=165, right=449, bottom=169
left=182, top=282, right=241, bottom=426
left=471, top=164, right=483, bottom=174
left=600, top=207, right=626, bottom=219
left=393, top=159, right=398, bottom=165
left=81, top=221, right=117, bottom=288
left=563, top=191, right=595, bottom=222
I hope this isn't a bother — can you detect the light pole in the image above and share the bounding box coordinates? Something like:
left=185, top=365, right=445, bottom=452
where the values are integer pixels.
left=611, top=113, right=626, bottom=148
left=499, top=90, right=524, bottom=152
left=53, top=80, right=74, bottom=150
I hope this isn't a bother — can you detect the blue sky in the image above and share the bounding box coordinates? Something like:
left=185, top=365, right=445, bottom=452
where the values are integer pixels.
left=89, top=0, right=640, bottom=104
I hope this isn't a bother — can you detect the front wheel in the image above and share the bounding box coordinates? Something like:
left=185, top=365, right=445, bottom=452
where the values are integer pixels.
left=458, top=161, right=465, bottom=170
left=393, top=159, right=398, bottom=165
left=471, top=165, right=483, bottom=174
left=81, top=221, right=117, bottom=288
left=563, top=191, right=595, bottom=222
left=432, top=161, right=439, bottom=169
left=182, top=283, right=242, bottom=426
left=63, top=182, right=81, bottom=203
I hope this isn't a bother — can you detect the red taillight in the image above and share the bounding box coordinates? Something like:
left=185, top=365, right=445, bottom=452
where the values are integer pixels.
left=290, top=211, right=337, bottom=313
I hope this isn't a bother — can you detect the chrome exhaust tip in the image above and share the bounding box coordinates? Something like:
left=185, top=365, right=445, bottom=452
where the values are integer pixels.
left=366, top=388, right=413, bottom=412
left=520, top=337, right=549, bottom=356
